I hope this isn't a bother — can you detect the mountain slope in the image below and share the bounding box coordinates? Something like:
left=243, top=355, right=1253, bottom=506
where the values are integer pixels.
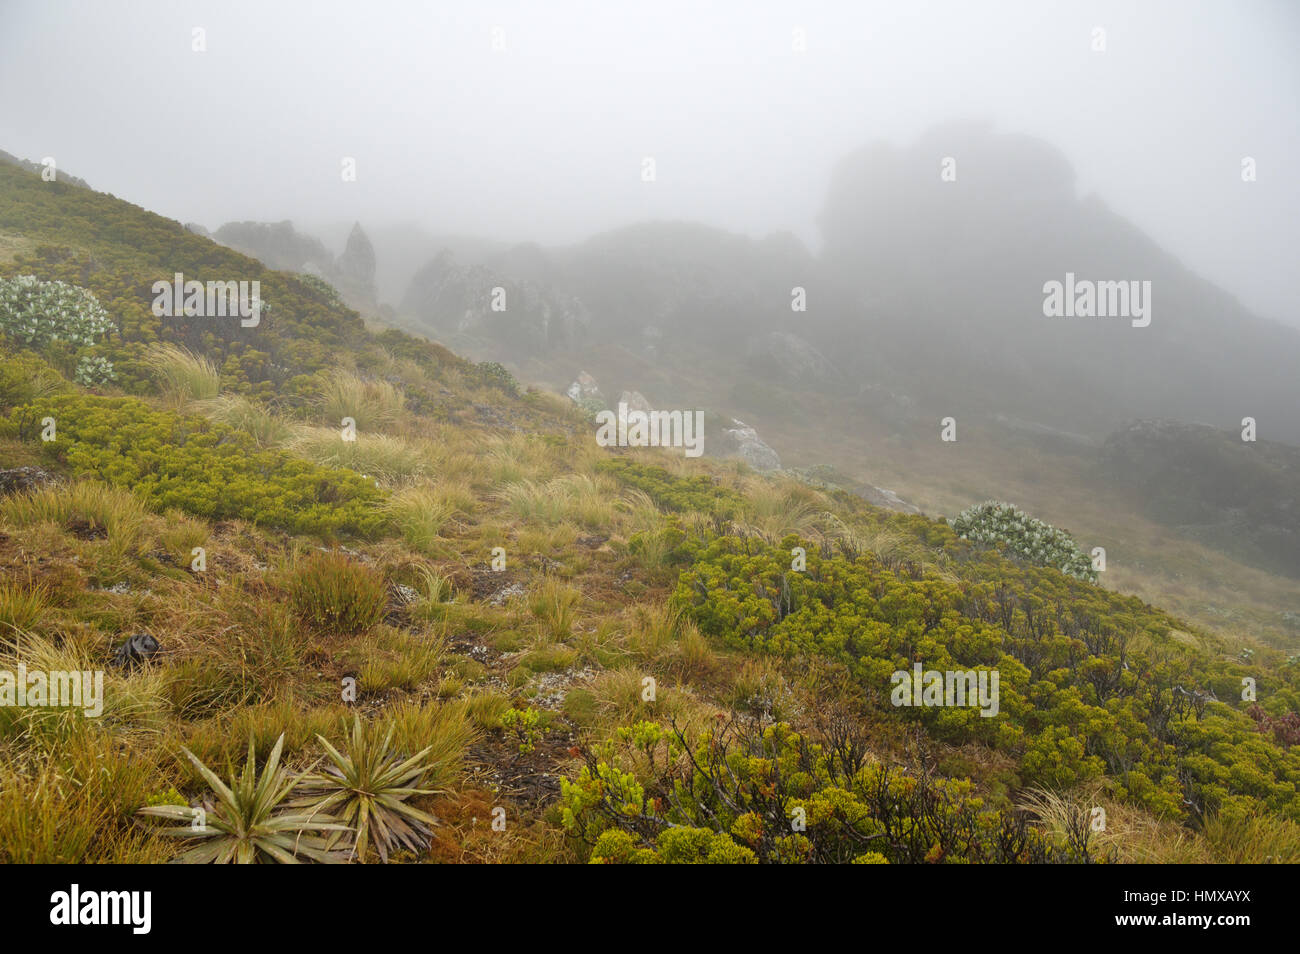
left=2, top=154, right=1298, bottom=866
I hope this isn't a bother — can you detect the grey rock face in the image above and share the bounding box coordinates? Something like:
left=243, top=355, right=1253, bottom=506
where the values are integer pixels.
left=400, top=249, right=588, bottom=358
left=745, top=331, right=843, bottom=389
left=336, top=222, right=377, bottom=305
left=0, top=467, right=59, bottom=496
left=566, top=371, right=602, bottom=404
left=617, top=390, right=653, bottom=415
left=720, top=419, right=782, bottom=471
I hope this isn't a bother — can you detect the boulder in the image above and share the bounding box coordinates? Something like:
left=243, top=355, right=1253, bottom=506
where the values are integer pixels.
left=720, top=419, right=781, bottom=471
left=111, top=633, right=160, bottom=670
left=566, top=371, right=602, bottom=404
left=0, top=467, right=59, bottom=496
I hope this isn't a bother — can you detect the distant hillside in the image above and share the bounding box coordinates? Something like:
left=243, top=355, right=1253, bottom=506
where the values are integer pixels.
left=212, top=219, right=379, bottom=313
left=0, top=149, right=92, bottom=191
left=816, top=122, right=1300, bottom=442
left=1101, top=420, right=1300, bottom=579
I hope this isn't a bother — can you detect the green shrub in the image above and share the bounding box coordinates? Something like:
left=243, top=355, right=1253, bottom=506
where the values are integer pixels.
left=0, top=350, right=67, bottom=409
left=9, top=393, right=384, bottom=538
left=74, top=354, right=115, bottom=387
left=476, top=361, right=519, bottom=395
left=597, top=458, right=743, bottom=520
left=671, top=531, right=1300, bottom=823
left=562, top=720, right=1104, bottom=864
left=500, top=705, right=543, bottom=754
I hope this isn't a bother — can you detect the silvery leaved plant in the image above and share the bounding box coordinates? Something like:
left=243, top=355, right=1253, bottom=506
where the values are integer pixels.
left=74, top=353, right=116, bottom=386
left=0, top=274, right=117, bottom=385
left=951, top=500, right=1097, bottom=582
left=0, top=274, right=116, bottom=347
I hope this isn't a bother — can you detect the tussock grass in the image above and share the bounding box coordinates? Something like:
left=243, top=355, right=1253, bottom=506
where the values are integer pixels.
left=0, top=578, right=49, bottom=634
left=625, top=604, right=719, bottom=681
left=1, top=481, right=148, bottom=557
left=143, top=342, right=220, bottom=405
left=0, top=734, right=170, bottom=863
left=180, top=702, right=352, bottom=771
left=383, top=486, right=457, bottom=553
left=429, top=478, right=479, bottom=517
left=166, top=614, right=310, bottom=715
left=288, top=551, right=386, bottom=638
left=1015, top=786, right=1189, bottom=862
left=485, top=433, right=559, bottom=485
left=627, top=603, right=681, bottom=659
left=433, top=450, right=489, bottom=488
left=155, top=509, right=209, bottom=565
left=723, top=657, right=795, bottom=721
left=385, top=700, right=477, bottom=789
left=199, top=393, right=291, bottom=447
left=515, top=522, right=579, bottom=559
left=529, top=577, right=581, bottom=643
left=460, top=690, right=512, bottom=730
left=733, top=480, right=825, bottom=542
left=1201, top=810, right=1300, bottom=864
left=589, top=667, right=697, bottom=728
left=357, top=625, right=446, bottom=693
left=318, top=367, right=404, bottom=432
left=821, top=513, right=925, bottom=569
left=0, top=628, right=169, bottom=745
left=615, top=489, right=661, bottom=536
left=407, top=564, right=456, bottom=621
left=497, top=474, right=617, bottom=528
left=287, top=426, right=428, bottom=484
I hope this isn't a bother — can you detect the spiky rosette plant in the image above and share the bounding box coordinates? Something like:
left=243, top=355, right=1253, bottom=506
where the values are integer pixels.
left=292, top=715, right=443, bottom=863
left=137, top=733, right=349, bottom=864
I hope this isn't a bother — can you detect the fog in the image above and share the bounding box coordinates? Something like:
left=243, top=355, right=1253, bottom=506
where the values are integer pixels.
left=0, top=0, right=1296, bottom=326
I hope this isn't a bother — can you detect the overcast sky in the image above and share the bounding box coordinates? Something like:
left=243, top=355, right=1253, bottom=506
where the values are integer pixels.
left=1, top=0, right=1296, bottom=326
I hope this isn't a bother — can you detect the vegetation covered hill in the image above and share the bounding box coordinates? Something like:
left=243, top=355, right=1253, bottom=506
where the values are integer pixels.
left=0, top=159, right=1298, bottom=864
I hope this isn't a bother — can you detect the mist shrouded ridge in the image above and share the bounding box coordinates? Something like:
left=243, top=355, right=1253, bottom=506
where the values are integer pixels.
left=206, top=121, right=1297, bottom=445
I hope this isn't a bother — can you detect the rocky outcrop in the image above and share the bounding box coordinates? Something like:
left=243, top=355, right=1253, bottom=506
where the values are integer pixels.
left=717, top=419, right=781, bottom=471
left=0, top=467, right=59, bottom=496
left=335, top=222, right=377, bottom=306
left=617, top=390, right=652, bottom=415
left=566, top=371, right=602, bottom=404
left=213, top=220, right=335, bottom=275
left=784, top=464, right=921, bottom=514
left=400, top=249, right=588, bottom=359
left=212, top=220, right=384, bottom=312
left=744, top=331, right=844, bottom=390
left=817, top=122, right=1300, bottom=443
